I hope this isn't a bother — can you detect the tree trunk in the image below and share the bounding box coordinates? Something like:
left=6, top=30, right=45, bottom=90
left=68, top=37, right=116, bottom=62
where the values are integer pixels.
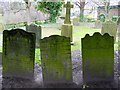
left=24, top=0, right=31, bottom=25
left=80, top=9, right=84, bottom=22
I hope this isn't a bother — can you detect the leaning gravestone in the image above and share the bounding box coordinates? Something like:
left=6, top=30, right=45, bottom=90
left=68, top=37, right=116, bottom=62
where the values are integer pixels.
left=40, top=35, right=72, bottom=85
left=82, top=32, right=114, bottom=84
left=2, top=29, right=36, bottom=79
left=101, top=20, right=117, bottom=42
left=26, top=24, right=41, bottom=48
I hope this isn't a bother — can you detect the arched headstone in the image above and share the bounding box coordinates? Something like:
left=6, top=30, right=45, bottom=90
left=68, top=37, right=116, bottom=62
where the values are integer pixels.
left=40, top=35, right=72, bottom=85
left=2, top=29, right=36, bottom=79
left=82, top=32, right=114, bottom=84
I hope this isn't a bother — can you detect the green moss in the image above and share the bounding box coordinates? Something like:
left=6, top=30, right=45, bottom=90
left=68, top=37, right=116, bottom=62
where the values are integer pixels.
left=35, top=48, right=41, bottom=65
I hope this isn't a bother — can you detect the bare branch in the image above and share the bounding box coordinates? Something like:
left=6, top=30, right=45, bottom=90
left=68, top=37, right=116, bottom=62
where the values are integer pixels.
left=85, top=2, right=88, bottom=5
left=74, top=2, right=81, bottom=8
left=13, top=9, right=26, bottom=14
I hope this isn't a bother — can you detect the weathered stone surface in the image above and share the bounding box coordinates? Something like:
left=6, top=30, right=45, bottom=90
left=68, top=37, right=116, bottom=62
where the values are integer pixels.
left=61, top=24, right=73, bottom=42
left=101, top=20, right=117, bottom=42
left=61, top=1, right=73, bottom=42
left=2, top=29, right=36, bottom=79
left=0, top=52, right=2, bottom=65
left=82, top=32, right=114, bottom=84
left=72, top=17, right=79, bottom=26
left=40, top=35, right=72, bottom=84
left=0, top=23, right=4, bottom=32
left=94, top=20, right=102, bottom=28
left=64, top=1, right=73, bottom=24
left=26, top=24, right=41, bottom=48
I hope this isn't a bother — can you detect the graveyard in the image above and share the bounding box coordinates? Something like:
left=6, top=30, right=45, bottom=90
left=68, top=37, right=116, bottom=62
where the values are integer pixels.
left=0, top=0, right=119, bottom=89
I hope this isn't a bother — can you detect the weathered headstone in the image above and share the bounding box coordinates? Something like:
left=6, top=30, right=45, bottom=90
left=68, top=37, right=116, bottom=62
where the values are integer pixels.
left=0, top=53, right=2, bottom=89
left=26, top=24, right=41, bottom=48
left=117, top=17, right=120, bottom=83
left=82, top=32, right=114, bottom=84
left=94, top=20, right=102, bottom=29
left=2, top=29, right=36, bottom=79
left=0, top=23, right=4, bottom=32
left=0, top=52, right=2, bottom=65
left=117, top=17, right=120, bottom=38
left=40, top=35, right=72, bottom=85
left=72, top=17, right=79, bottom=26
left=101, top=20, right=117, bottom=42
left=61, top=1, right=73, bottom=42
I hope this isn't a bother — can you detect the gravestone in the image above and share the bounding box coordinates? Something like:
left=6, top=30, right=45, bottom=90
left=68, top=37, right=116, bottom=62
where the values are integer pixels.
left=82, top=32, right=114, bottom=84
left=118, top=17, right=120, bottom=82
left=94, top=20, right=102, bottom=29
left=40, top=35, right=72, bottom=85
left=0, top=53, right=1, bottom=89
left=73, top=17, right=79, bottom=26
left=117, top=17, right=120, bottom=38
left=61, top=1, right=73, bottom=42
left=0, top=52, right=2, bottom=65
left=101, top=20, right=117, bottom=42
left=26, top=24, right=41, bottom=48
left=2, top=29, right=36, bottom=79
left=0, top=23, right=4, bottom=32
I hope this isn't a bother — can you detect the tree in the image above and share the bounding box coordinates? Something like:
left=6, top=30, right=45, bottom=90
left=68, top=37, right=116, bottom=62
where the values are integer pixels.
left=74, top=0, right=88, bottom=22
left=92, top=0, right=110, bottom=20
left=24, top=0, right=31, bottom=25
left=35, top=0, right=63, bottom=23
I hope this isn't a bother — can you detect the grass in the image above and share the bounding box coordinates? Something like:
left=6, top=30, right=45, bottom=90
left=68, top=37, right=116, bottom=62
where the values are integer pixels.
left=0, top=24, right=119, bottom=65
left=72, top=26, right=101, bottom=51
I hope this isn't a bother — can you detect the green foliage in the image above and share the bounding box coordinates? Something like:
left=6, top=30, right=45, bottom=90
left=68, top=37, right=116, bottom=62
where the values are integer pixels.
left=98, top=14, right=106, bottom=22
left=35, top=1, right=63, bottom=23
left=87, top=18, right=95, bottom=22
left=112, top=16, right=118, bottom=22
left=79, top=11, right=84, bottom=22
left=117, top=17, right=120, bottom=25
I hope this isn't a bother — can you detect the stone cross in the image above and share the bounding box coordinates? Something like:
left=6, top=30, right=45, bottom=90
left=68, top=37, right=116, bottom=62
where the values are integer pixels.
left=64, top=1, right=73, bottom=24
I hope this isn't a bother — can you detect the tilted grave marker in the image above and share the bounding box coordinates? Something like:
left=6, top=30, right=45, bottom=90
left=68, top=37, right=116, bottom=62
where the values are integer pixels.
left=26, top=24, right=41, bottom=48
left=101, top=20, right=117, bottom=42
left=40, top=35, right=72, bottom=84
left=2, top=29, right=35, bottom=79
left=82, top=32, right=114, bottom=84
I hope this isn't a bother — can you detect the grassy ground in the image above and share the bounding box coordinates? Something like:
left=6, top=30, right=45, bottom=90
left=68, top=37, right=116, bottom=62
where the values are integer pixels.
left=0, top=24, right=119, bottom=65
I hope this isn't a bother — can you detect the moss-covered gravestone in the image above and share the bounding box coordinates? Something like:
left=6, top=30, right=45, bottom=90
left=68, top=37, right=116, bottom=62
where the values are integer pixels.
left=94, top=20, right=102, bottom=29
left=101, top=20, right=117, bottom=42
left=82, top=32, right=114, bottom=84
left=40, top=35, right=72, bottom=85
left=61, top=1, right=73, bottom=42
left=0, top=23, right=4, bottom=32
left=0, top=52, right=2, bottom=65
left=73, top=17, right=79, bottom=26
left=26, top=24, right=41, bottom=48
left=2, top=29, right=35, bottom=79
